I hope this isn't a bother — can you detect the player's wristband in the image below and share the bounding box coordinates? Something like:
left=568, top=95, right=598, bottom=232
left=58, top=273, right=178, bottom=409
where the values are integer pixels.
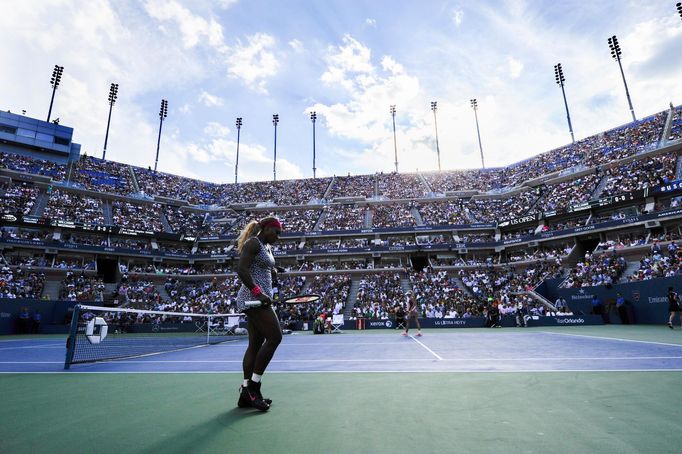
left=250, top=285, right=263, bottom=297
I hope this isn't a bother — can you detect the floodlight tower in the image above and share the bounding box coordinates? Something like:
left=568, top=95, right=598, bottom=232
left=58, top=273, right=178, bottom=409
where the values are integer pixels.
left=390, top=105, right=398, bottom=172
left=677, top=2, right=682, bottom=20
left=102, top=83, right=119, bottom=160
left=310, top=111, right=317, bottom=178
left=430, top=101, right=441, bottom=171
left=470, top=99, right=485, bottom=169
left=47, top=65, right=64, bottom=122
left=554, top=64, right=575, bottom=143
left=272, top=114, right=279, bottom=181
left=154, top=99, right=168, bottom=172
left=234, top=117, right=242, bottom=184
left=608, top=35, right=636, bottom=121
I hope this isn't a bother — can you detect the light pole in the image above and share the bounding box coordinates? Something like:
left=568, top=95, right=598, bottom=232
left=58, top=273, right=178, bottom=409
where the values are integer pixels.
left=470, top=99, right=485, bottom=169
left=234, top=117, right=242, bottom=184
left=102, top=83, right=119, bottom=160
left=608, top=35, right=636, bottom=121
left=677, top=2, right=682, bottom=20
left=47, top=65, right=64, bottom=122
left=310, top=111, right=317, bottom=178
left=272, top=114, right=279, bottom=181
left=554, top=63, right=575, bottom=143
left=154, top=99, right=168, bottom=172
left=390, top=105, right=398, bottom=172
left=431, top=101, right=441, bottom=171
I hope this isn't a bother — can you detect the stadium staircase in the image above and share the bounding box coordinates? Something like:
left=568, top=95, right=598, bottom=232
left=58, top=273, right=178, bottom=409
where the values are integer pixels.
left=452, top=275, right=475, bottom=298
left=589, top=175, right=609, bottom=200
left=42, top=279, right=62, bottom=300
left=160, top=211, right=173, bottom=233
left=154, top=283, right=172, bottom=302
left=411, top=207, right=424, bottom=225
left=663, top=105, right=675, bottom=144
left=313, top=210, right=327, bottom=231
left=618, top=260, right=641, bottom=284
left=343, top=278, right=362, bottom=318
left=128, top=166, right=140, bottom=192
left=399, top=277, right=412, bottom=294
left=29, top=190, right=49, bottom=217
left=102, top=200, right=113, bottom=224
left=417, top=173, right=432, bottom=193
left=364, top=209, right=373, bottom=228
left=321, top=176, right=335, bottom=200
left=517, top=290, right=558, bottom=312
left=373, top=175, right=379, bottom=197
left=103, top=283, right=119, bottom=306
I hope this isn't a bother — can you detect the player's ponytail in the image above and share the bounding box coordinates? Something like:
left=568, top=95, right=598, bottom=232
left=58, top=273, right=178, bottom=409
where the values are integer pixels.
left=236, top=220, right=261, bottom=252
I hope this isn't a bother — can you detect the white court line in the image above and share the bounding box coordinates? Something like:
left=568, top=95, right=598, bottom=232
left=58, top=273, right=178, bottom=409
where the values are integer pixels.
left=409, top=335, right=443, bottom=360
left=7, top=355, right=682, bottom=365
left=214, top=341, right=410, bottom=347
left=0, top=345, right=64, bottom=351
left=541, top=331, right=682, bottom=348
left=2, top=369, right=682, bottom=374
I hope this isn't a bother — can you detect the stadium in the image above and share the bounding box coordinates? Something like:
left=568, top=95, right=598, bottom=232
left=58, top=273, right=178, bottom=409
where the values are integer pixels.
left=2, top=1, right=682, bottom=453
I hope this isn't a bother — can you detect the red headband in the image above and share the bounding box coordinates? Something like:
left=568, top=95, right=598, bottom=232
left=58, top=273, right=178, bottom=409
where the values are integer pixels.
left=261, top=219, right=283, bottom=230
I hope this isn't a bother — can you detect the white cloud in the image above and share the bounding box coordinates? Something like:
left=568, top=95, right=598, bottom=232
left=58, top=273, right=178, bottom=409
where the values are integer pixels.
left=289, top=39, right=304, bottom=53
left=226, top=33, right=279, bottom=94
left=204, top=121, right=230, bottom=137
left=198, top=90, right=224, bottom=107
left=217, top=0, right=239, bottom=9
left=452, top=9, right=464, bottom=27
left=178, top=103, right=191, bottom=114
left=366, top=18, right=377, bottom=27
left=144, top=0, right=226, bottom=49
left=507, top=56, right=524, bottom=79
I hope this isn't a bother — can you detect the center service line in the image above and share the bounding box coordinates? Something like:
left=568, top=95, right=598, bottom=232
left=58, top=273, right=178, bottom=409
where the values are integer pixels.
left=410, top=335, right=443, bottom=360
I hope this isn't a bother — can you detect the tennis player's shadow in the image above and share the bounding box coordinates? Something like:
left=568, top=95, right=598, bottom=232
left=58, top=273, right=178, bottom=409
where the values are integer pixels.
left=141, top=408, right=265, bottom=453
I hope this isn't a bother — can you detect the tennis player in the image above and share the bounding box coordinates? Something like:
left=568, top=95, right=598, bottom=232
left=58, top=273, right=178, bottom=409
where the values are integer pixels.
left=402, top=290, right=422, bottom=337
left=234, top=217, right=283, bottom=411
left=667, top=286, right=680, bottom=329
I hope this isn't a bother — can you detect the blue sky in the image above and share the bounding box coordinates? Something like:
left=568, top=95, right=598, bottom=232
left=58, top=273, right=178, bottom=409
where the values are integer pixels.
left=1, top=0, right=680, bottom=183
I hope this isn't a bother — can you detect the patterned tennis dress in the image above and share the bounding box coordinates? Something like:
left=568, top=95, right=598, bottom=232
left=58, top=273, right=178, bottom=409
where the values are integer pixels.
left=235, top=237, right=276, bottom=312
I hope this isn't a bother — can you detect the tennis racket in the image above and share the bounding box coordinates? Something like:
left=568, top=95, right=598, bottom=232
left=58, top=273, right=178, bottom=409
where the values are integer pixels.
left=245, top=294, right=321, bottom=308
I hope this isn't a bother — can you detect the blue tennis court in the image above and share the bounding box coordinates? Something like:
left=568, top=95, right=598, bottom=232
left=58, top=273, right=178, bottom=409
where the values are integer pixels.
left=3, top=327, right=682, bottom=373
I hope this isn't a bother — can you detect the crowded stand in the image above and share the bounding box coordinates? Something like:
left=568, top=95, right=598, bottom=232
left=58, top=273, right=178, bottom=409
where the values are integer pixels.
left=422, top=169, right=503, bottom=193
left=352, top=272, right=405, bottom=319
left=0, top=264, right=45, bottom=299
left=60, top=272, right=105, bottom=302
left=111, top=200, right=163, bottom=232
left=409, top=267, right=477, bottom=318
left=416, top=200, right=471, bottom=225
left=163, top=205, right=205, bottom=235
left=70, top=156, right=133, bottom=195
left=43, top=189, right=105, bottom=225
left=628, top=241, right=681, bottom=281
left=467, top=191, right=539, bottom=222
left=223, top=177, right=331, bottom=206
left=326, top=174, right=375, bottom=199
left=134, top=167, right=223, bottom=205
left=599, top=153, right=678, bottom=198
left=1, top=182, right=39, bottom=216
left=319, top=204, right=367, bottom=230
left=162, top=276, right=241, bottom=314
left=377, top=173, right=427, bottom=199
left=459, top=262, right=562, bottom=302
left=534, top=173, right=601, bottom=213
left=561, top=253, right=627, bottom=288
left=371, top=204, right=416, bottom=228
left=0, top=151, right=66, bottom=179
left=305, top=274, right=351, bottom=315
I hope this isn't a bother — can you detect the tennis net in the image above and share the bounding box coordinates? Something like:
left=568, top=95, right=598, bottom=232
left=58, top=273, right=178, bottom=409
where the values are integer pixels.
left=64, top=304, right=244, bottom=369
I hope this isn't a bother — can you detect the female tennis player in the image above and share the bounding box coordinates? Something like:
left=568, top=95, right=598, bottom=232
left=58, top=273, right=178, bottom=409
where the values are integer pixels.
left=235, top=216, right=283, bottom=411
left=402, top=290, right=422, bottom=337
left=668, top=286, right=680, bottom=329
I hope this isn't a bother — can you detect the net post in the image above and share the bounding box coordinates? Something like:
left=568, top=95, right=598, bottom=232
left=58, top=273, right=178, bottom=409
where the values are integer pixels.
left=207, top=315, right=211, bottom=344
left=64, top=304, right=81, bottom=370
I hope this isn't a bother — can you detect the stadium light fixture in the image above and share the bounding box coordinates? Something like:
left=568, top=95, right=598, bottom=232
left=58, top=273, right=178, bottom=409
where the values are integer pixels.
left=470, top=99, right=485, bottom=169
left=608, top=35, right=636, bottom=121
left=554, top=63, right=575, bottom=144
left=235, top=117, right=242, bottom=184
left=677, top=2, right=682, bottom=20
left=102, top=83, right=119, bottom=160
left=310, top=111, right=317, bottom=179
left=47, top=64, right=64, bottom=122
left=390, top=105, right=398, bottom=173
left=430, top=101, right=441, bottom=171
left=272, top=114, right=279, bottom=181
left=153, top=99, right=168, bottom=172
